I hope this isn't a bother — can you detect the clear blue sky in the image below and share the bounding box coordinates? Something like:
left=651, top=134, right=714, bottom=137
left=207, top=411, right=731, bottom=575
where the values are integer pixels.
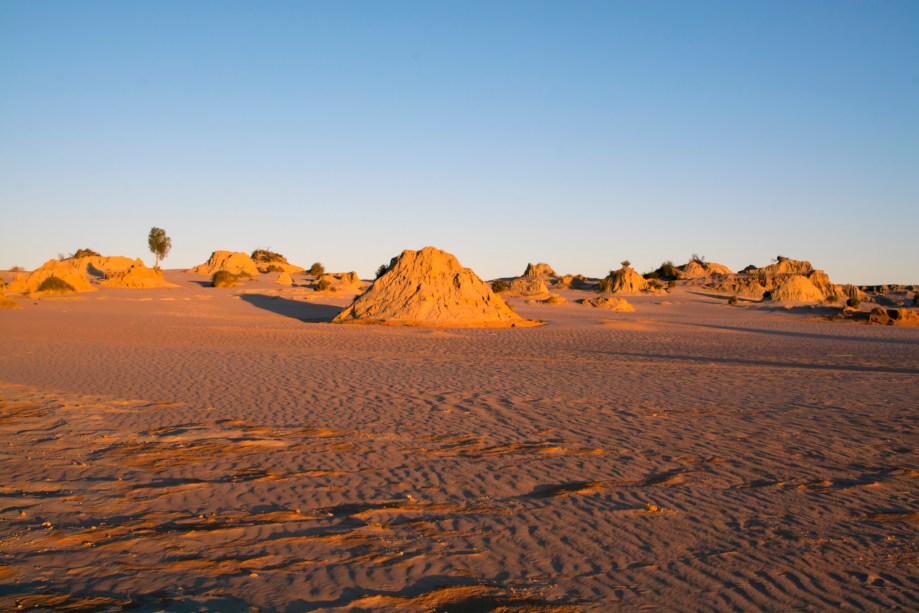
left=1, top=1, right=917, bottom=283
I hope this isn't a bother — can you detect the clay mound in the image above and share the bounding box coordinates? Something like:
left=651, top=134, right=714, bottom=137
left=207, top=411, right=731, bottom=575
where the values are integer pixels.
left=581, top=297, right=635, bottom=312
left=333, top=247, right=530, bottom=327
left=188, top=251, right=258, bottom=276
left=317, top=271, right=365, bottom=292
left=8, top=259, right=96, bottom=294
left=99, top=261, right=178, bottom=288
left=680, top=260, right=735, bottom=279
left=705, top=277, right=767, bottom=298
left=251, top=250, right=305, bottom=274
left=806, top=270, right=838, bottom=298
left=523, top=262, right=557, bottom=278
left=275, top=272, right=293, bottom=286
left=603, top=266, right=650, bottom=294
left=770, top=275, right=825, bottom=302
left=507, top=277, right=551, bottom=297
left=536, top=293, right=567, bottom=305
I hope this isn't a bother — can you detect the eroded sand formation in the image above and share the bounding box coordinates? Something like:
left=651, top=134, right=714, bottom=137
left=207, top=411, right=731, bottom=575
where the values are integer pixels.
left=333, top=246, right=532, bottom=327
left=187, top=251, right=259, bottom=276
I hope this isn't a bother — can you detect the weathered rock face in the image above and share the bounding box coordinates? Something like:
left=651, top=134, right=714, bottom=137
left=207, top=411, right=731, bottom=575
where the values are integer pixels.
left=603, top=266, right=650, bottom=294
left=333, top=247, right=529, bottom=327
left=8, top=259, right=96, bottom=293
left=188, top=251, right=259, bottom=276
left=523, top=262, right=557, bottom=278
left=705, top=276, right=767, bottom=298
left=99, top=260, right=178, bottom=288
left=580, top=297, right=635, bottom=312
left=770, top=275, right=825, bottom=302
left=680, top=260, right=734, bottom=279
left=806, top=270, right=838, bottom=298
left=749, top=257, right=815, bottom=290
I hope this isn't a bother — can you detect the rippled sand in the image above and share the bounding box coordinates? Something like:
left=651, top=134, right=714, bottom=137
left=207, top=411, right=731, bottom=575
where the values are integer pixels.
left=1, top=274, right=917, bottom=611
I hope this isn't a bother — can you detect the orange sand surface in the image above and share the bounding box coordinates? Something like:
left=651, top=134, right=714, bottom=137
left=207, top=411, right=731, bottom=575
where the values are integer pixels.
left=1, top=272, right=917, bottom=611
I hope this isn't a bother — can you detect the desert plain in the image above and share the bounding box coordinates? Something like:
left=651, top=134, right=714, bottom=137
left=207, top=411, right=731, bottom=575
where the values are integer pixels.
left=0, top=265, right=917, bottom=612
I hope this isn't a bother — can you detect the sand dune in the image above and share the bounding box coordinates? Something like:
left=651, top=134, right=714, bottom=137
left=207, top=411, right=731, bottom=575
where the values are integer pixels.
left=0, top=272, right=917, bottom=611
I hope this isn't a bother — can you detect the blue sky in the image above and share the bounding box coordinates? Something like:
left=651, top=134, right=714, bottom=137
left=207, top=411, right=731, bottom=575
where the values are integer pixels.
left=1, top=1, right=917, bottom=283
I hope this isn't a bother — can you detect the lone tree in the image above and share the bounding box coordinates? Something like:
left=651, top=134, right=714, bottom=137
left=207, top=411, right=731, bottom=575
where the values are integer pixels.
left=148, top=227, right=172, bottom=269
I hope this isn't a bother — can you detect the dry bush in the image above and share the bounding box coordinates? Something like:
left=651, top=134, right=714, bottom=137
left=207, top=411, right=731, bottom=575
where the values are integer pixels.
left=212, top=270, right=238, bottom=288
left=37, top=276, right=75, bottom=293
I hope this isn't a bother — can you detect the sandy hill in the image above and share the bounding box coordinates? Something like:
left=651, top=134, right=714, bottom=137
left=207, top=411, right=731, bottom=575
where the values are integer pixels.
left=250, top=250, right=306, bottom=274
left=705, top=276, right=768, bottom=298
left=333, top=247, right=531, bottom=327
left=770, top=275, right=825, bottom=302
left=680, top=260, right=734, bottom=279
left=188, top=251, right=259, bottom=276
left=602, top=265, right=650, bottom=294
left=317, top=271, right=365, bottom=292
left=522, top=262, right=557, bottom=278
left=7, top=255, right=141, bottom=294
left=99, top=261, right=178, bottom=289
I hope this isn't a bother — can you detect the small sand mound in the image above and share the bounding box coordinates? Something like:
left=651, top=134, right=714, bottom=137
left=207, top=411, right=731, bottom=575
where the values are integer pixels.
left=333, top=246, right=531, bottom=327
left=188, top=251, right=259, bottom=276
left=581, top=297, right=635, bottom=312
left=507, top=277, right=551, bottom=297
left=680, top=260, right=734, bottom=279
left=99, top=261, right=177, bottom=288
left=251, top=250, right=305, bottom=274
left=770, top=275, right=825, bottom=302
left=274, top=272, right=293, bottom=286
left=8, top=259, right=96, bottom=294
left=317, top=271, right=365, bottom=292
left=602, top=266, right=650, bottom=294
left=523, top=262, right=557, bottom=278
left=538, top=293, right=567, bottom=305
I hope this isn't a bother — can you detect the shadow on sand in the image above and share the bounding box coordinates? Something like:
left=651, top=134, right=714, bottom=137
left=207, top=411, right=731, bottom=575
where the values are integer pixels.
left=240, top=294, right=342, bottom=323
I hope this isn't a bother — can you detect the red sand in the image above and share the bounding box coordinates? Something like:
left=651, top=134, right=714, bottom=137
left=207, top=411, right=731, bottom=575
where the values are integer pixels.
left=1, top=272, right=917, bottom=610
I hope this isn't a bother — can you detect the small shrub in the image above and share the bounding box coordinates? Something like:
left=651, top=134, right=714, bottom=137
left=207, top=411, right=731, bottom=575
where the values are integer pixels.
left=846, top=297, right=860, bottom=309
left=652, top=261, right=682, bottom=281
left=667, top=280, right=677, bottom=289
left=251, top=248, right=285, bottom=263
left=265, top=264, right=285, bottom=273
left=826, top=295, right=839, bottom=304
left=739, top=264, right=757, bottom=274
left=212, top=270, right=237, bottom=288
left=9, top=266, right=24, bottom=272
left=37, top=276, right=75, bottom=293
left=621, top=260, right=631, bottom=268
left=727, top=295, right=739, bottom=305
left=309, top=262, right=325, bottom=276
left=647, top=279, right=663, bottom=291
left=762, top=290, right=773, bottom=301
left=570, top=275, right=588, bottom=289
left=691, top=253, right=706, bottom=264
left=375, top=264, right=389, bottom=279
left=491, top=279, right=510, bottom=293
left=913, top=292, right=919, bottom=307
left=316, top=277, right=333, bottom=291
left=70, top=248, right=100, bottom=259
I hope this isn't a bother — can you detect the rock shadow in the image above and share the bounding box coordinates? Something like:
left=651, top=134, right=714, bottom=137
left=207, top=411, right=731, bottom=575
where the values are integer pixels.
left=240, top=293, right=342, bottom=323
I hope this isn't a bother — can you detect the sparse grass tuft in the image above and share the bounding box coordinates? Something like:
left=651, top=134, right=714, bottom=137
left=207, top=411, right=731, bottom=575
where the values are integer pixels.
left=491, top=279, right=510, bottom=293
left=37, top=276, right=75, bottom=293
left=251, top=248, right=285, bottom=263
left=212, top=270, right=238, bottom=288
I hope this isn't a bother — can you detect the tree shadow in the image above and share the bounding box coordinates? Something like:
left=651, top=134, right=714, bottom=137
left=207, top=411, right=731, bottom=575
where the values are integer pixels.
left=239, top=294, right=342, bottom=323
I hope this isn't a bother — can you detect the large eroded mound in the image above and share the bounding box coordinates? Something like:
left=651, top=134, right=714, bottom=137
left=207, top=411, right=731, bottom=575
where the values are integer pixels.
left=333, top=247, right=532, bottom=327
left=187, top=251, right=259, bottom=276
left=99, top=261, right=178, bottom=289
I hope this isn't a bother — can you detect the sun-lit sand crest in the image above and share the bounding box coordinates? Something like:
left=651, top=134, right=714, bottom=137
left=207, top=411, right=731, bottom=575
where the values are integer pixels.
left=1, top=247, right=918, bottom=610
